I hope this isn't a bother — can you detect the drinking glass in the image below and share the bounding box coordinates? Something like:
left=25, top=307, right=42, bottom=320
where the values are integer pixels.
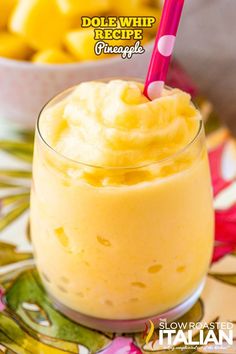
left=30, top=85, right=214, bottom=332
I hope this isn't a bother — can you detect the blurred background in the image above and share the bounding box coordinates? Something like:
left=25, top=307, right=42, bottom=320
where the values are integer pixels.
left=176, top=0, right=236, bottom=136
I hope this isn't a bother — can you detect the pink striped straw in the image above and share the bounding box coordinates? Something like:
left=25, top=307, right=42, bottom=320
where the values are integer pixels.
left=144, top=0, right=185, bottom=100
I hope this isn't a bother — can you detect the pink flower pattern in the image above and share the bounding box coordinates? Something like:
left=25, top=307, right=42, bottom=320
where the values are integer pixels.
left=99, top=337, right=141, bottom=354
left=209, top=143, right=236, bottom=262
left=0, top=288, right=5, bottom=312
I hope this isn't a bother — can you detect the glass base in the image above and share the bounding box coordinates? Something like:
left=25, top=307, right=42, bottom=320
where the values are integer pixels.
left=50, top=280, right=205, bottom=333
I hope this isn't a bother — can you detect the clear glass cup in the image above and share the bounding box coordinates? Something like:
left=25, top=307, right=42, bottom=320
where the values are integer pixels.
left=30, top=85, right=214, bottom=333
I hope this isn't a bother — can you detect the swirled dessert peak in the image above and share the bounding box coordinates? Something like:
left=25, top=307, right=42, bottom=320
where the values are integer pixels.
left=40, top=80, right=201, bottom=167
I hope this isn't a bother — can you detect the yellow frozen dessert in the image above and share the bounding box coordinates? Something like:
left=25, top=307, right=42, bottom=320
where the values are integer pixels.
left=31, top=80, right=214, bottom=324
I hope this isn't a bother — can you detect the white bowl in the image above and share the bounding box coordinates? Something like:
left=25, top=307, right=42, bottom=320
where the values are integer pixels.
left=0, top=46, right=152, bottom=128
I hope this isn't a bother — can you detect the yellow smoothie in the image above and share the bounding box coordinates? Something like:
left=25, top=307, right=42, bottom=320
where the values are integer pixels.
left=31, top=80, right=214, bottom=320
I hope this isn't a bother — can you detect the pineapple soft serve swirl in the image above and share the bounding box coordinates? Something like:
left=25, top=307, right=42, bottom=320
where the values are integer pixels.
left=32, top=80, right=214, bottom=320
left=40, top=80, right=200, bottom=175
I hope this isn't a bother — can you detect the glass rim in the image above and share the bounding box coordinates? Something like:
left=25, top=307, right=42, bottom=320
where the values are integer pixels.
left=36, top=83, right=204, bottom=171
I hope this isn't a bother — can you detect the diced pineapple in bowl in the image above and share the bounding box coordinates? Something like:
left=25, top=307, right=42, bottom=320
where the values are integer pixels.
left=0, top=0, right=161, bottom=127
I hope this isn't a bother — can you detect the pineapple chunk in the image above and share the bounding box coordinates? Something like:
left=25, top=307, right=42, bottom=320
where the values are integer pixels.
left=57, top=0, right=111, bottom=16
left=65, top=29, right=98, bottom=60
left=9, top=0, right=71, bottom=50
left=0, top=31, right=32, bottom=60
left=0, top=0, right=18, bottom=29
left=64, top=29, right=100, bottom=61
left=115, top=4, right=161, bottom=18
left=32, top=48, right=75, bottom=64
left=112, top=0, right=147, bottom=11
left=65, top=28, right=131, bottom=61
